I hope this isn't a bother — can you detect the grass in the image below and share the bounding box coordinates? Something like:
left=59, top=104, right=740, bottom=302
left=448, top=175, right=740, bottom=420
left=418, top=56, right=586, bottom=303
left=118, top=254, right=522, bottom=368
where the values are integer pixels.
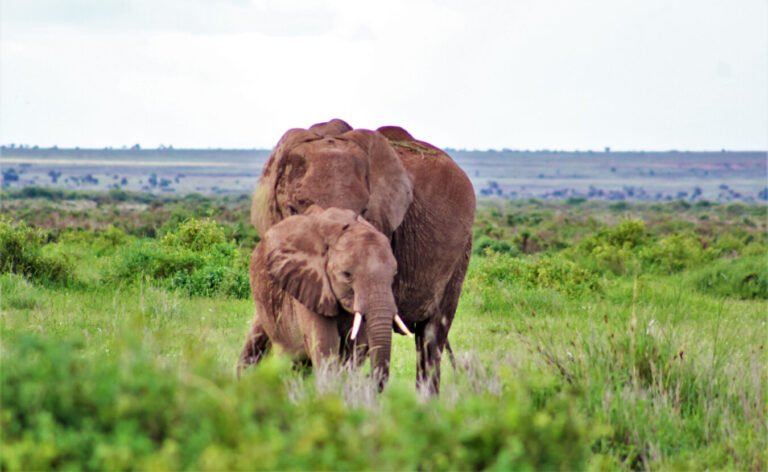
left=1, top=194, right=766, bottom=470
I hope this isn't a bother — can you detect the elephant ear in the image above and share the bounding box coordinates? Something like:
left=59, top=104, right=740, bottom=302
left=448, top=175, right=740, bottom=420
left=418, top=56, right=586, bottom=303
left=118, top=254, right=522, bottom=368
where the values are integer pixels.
left=340, top=129, right=413, bottom=236
left=263, top=210, right=353, bottom=316
left=251, top=128, right=322, bottom=235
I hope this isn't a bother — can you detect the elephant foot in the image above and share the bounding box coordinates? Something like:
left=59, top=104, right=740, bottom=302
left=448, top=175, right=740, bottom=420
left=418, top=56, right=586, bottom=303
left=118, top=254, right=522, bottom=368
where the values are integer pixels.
left=236, top=331, right=271, bottom=378
left=415, top=323, right=444, bottom=396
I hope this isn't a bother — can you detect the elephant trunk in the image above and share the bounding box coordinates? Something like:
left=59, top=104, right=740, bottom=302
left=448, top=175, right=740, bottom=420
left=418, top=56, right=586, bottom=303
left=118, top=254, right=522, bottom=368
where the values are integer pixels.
left=366, top=310, right=393, bottom=391
left=355, top=289, right=396, bottom=391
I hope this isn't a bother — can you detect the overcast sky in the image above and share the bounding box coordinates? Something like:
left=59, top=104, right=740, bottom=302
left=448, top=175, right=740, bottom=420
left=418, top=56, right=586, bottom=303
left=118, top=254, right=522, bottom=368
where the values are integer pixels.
left=2, top=0, right=766, bottom=150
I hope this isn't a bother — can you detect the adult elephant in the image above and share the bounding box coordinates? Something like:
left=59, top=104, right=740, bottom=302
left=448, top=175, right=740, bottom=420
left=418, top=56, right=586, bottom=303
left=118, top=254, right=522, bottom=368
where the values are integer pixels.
left=247, top=119, right=475, bottom=393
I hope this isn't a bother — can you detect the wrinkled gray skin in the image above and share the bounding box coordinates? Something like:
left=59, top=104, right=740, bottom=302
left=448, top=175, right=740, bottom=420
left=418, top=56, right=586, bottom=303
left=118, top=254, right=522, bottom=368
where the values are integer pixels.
left=237, top=206, right=398, bottom=387
left=241, top=119, right=475, bottom=394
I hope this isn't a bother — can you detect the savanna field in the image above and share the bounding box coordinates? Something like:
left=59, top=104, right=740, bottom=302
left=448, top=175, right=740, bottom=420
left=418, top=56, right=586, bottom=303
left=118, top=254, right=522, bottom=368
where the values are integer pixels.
left=1, top=188, right=766, bottom=470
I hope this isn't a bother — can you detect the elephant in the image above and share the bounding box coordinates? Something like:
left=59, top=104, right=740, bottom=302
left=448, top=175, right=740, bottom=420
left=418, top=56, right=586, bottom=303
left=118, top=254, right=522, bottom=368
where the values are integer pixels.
left=237, top=205, right=412, bottom=387
left=242, top=119, right=475, bottom=394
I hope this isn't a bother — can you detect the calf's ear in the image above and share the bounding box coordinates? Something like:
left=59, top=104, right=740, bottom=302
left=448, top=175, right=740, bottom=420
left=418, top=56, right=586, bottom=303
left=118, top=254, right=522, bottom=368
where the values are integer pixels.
left=263, top=213, right=347, bottom=316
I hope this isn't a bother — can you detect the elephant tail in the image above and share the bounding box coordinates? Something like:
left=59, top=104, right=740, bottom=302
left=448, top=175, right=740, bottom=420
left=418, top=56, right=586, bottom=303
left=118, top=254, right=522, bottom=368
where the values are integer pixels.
left=445, top=339, right=457, bottom=373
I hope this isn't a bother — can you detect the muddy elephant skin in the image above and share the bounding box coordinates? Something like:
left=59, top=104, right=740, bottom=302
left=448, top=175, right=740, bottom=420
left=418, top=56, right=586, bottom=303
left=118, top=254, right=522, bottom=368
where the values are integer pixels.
left=237, top=206, right=398, bottom=387
left=247, top=119, right=475, bottom=394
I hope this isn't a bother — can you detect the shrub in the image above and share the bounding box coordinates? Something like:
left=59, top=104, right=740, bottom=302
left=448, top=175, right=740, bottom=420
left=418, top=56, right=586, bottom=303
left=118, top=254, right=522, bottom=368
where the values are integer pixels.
left=570, top=220, right=647, bottom=275
left=470, top=251, right=600, bottom=295
left=162, top=218, right=225, bottom=251
left=0, top=331, right=595, bottom=471
left=580, top=219, right=647, bottom=253
left=640, top=234, right=711, bottom=273
left=98, top=225, right=127, bottom=248
left=711, top=233, right=743, bottom=256
left=0, top=217, right=72, bottom=284
left=0, top=273, right=42, bottom=310
left=113, top=243, right=204, bottom=280
left=691, top=256, right=768, bottom=299
left=473, top=236, right=520, bottom=257
left=111, top=218, right=250, bottom=298
left=170, top=263, right=250, bottom=299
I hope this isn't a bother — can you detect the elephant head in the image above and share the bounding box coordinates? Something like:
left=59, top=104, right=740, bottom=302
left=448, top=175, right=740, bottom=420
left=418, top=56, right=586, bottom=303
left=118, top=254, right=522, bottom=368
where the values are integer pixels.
left=251, top=119, right=414, bottom=238
left=262, top=205, right=406, bottom=385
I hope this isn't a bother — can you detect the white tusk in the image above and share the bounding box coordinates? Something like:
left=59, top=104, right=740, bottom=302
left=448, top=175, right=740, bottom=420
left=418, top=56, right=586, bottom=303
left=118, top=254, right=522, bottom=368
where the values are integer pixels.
left=394, top=314, right=413, bottom=338
left=350, top=311, right=363, bottom=340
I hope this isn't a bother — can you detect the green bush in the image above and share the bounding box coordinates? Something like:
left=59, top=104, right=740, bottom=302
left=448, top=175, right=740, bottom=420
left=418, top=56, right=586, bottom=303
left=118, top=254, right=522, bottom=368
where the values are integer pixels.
left=1, top=331, right=595, bottom=471
left=0, top=273, right=42, bottom=310
left=566, top=220, right=648, bottom=275
left=112, top=218, right=250, bottom=298
left=711, top=233, right=744, bottom=256
left=640, top=234, right=712, bottom=273
left=470, top=251, right=600, bottom=295
left=579, top=219, right=647, bottom=253
left=0, top=217, right=72, bottom=284
left=691, top=256, right=768, bottom=299
left=162, top=218, right=226, bottom=251
left=473, top=235, right=520, bottom=257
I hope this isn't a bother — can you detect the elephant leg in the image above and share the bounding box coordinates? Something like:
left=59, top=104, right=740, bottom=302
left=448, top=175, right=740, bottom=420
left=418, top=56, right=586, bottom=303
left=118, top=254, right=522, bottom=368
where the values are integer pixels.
left=294, top=302, right=341, bottom=367
left=415, top=240, right=471, bottom=394
left=415, top=319, right=445, bottom=395
left=237, top=316, right=272, bottom=378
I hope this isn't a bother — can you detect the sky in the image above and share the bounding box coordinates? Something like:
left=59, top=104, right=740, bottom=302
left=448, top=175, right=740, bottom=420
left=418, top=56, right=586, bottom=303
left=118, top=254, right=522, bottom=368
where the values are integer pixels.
left=1, top=0, right=766, bottom=151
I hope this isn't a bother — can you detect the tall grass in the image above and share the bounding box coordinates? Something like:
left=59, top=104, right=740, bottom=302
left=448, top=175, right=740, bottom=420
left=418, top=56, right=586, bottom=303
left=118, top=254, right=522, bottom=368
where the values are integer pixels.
left=1, top=196, right=766, bottom=470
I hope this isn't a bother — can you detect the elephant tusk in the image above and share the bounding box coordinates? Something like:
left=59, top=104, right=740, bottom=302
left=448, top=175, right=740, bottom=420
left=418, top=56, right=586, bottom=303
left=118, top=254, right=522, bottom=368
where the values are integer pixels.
left=394, top=314, right=413, bottom=338
left=350, top=311, right=363, bottom=340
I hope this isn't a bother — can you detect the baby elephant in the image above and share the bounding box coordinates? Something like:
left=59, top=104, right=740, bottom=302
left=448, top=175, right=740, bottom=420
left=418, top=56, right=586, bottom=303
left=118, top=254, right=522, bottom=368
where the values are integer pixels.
left=237, top=206, right=411, bottom=387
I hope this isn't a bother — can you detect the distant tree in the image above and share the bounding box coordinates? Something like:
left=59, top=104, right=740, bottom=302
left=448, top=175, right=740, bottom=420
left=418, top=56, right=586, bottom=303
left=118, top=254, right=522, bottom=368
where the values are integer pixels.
left=691, top=187, right=702, bottom=199
left=2, top=168, right=19, bottom=183
left=131, top=144, right=141, bottom=150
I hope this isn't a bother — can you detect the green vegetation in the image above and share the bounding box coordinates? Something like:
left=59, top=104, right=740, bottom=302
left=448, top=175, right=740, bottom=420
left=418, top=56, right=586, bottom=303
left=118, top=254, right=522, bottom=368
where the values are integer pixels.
left=1, top=193, right=766, bottom=470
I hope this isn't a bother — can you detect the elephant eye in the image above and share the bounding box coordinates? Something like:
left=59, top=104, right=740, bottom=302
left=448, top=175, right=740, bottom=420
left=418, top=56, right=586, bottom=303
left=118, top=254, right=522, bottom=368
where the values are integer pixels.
left=287, top=205, right=298, bottom=215
left=342, top=271, right=352, bottom=280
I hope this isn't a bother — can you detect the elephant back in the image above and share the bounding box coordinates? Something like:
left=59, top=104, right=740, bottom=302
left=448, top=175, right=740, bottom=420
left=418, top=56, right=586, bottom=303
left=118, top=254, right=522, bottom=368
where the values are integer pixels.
left=377, top=126, right=475, bottom=231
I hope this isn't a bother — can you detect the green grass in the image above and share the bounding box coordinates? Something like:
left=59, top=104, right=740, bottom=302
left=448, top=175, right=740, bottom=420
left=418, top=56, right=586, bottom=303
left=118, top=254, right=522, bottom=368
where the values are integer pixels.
left=1, top=195, right=766, bottom=470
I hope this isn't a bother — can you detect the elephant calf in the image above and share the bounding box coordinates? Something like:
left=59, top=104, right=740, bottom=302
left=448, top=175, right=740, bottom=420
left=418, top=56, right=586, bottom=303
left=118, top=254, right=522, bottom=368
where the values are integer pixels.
left=237, top=206, right=410, bottom=387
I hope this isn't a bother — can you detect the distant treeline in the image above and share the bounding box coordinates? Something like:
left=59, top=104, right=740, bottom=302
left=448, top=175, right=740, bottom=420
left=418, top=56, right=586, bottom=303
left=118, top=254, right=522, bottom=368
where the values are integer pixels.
left=3, top=145, right=766, bottom=157
left=1, top=146, right=270, bottom=160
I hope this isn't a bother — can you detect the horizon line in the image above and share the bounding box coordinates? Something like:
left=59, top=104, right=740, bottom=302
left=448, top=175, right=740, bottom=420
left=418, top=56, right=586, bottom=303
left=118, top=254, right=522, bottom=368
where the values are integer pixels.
left=2, top=144, right=766, bottom=154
